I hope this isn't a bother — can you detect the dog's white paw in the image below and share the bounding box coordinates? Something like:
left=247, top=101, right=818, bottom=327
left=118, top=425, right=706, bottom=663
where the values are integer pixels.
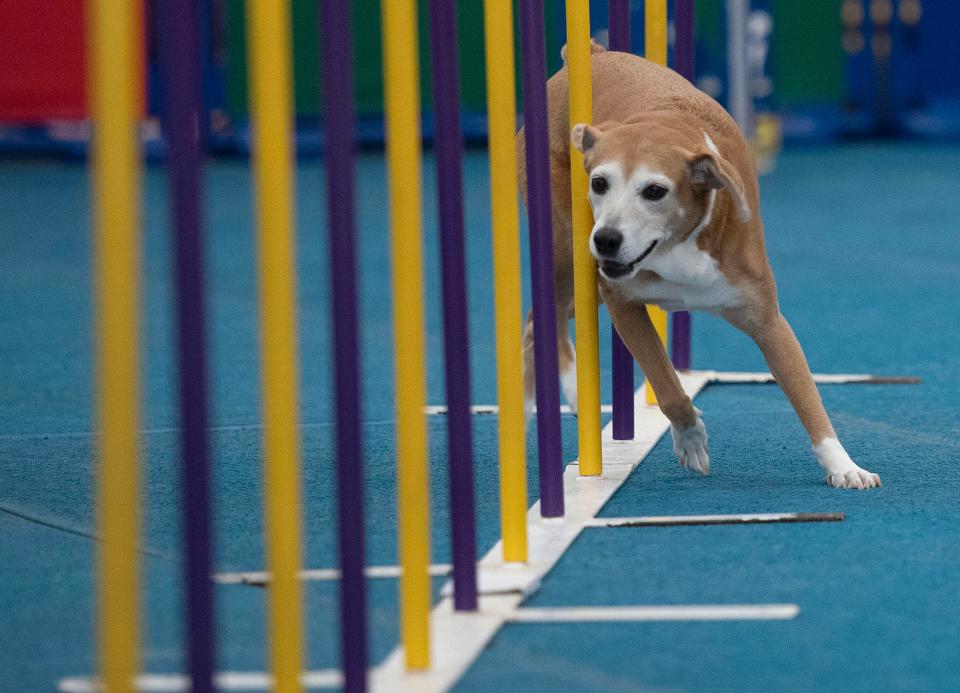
left=826, top=469, right=882, bottom=489
left=814, top=438, right=882, bottom=490
left=671, top=412, right=710, bottom=476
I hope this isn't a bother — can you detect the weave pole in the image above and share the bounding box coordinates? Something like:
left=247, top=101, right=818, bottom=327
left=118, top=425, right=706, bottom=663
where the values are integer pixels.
left=381, top=0, right=432, bottom=668
left=245, top=0, right=306, bottom=689
left=519, top=0, right=564, bottom=518
left=484, top=0, right=528, bottom=561
left=157, top=0, right=215, bottom=690
left=671, top=0, right=695, bottom=370
left=319, top=0, right=369, bottom=689
left=484, top=0, right=528, bottom=562
left=429, top=0, right=478, bottom=611
left=644, top=0, right=670, bottom=405
left=87, top=0, right=142, bottom=689
left=566, top=0, right=603, bottom=476
left=607, top=0, right=635, bottom=441
left=645, top=0, right=668, bottom=64
left=674, top=0, right=695, bottom=97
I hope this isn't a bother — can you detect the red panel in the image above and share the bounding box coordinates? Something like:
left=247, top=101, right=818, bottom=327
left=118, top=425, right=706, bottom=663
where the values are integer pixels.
left=0, top=1, right=89, bottom=122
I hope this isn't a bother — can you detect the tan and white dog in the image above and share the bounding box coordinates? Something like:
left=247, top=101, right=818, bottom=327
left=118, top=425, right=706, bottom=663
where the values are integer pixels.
left=518, top=44, right=880, bottom=489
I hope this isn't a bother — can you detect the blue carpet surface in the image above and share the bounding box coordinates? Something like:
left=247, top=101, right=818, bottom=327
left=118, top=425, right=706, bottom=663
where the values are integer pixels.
left=1, top=142, right=958, bottom=691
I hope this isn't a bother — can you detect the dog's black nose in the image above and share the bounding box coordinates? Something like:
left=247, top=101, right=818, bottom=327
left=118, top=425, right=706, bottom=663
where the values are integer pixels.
left=593, top=227, right=623, bottom=257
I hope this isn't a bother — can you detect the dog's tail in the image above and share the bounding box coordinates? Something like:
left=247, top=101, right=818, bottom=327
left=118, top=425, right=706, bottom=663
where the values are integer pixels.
left=559, top=39, right=605, bottom=65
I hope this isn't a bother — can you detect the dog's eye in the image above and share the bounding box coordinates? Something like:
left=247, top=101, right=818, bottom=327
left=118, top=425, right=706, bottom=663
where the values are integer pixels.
left=591, top=177, right=609, bottom=195
left=641, top=184, right=669, bottom=201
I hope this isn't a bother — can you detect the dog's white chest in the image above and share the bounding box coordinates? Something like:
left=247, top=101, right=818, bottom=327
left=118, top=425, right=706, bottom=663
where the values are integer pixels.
left=619, top=241, right=741, bottom=313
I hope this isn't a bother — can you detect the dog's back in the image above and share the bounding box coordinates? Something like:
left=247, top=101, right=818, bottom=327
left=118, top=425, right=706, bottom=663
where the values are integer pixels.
left=519, top=46, right=753, bottom=197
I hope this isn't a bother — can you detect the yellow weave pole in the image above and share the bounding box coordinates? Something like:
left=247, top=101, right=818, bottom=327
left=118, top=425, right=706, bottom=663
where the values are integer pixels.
left=644, top=307, right=669, bottom=404
left=245, top=0, right=306, bottom=689
left=644, top=0, right=669, bottom=405
left=483, top=0, right=527, bottom=564
left=645, top=0, right=668, bottom=65
left=382, top=0, right=431, bottom=669
left=88, top=0, right=142, bottom=689
left=566, top=0, right=603, bottom=476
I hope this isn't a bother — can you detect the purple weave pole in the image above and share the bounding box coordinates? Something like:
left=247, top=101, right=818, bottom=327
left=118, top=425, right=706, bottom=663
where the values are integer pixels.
left=608, top=0, right=631, bottom=52
left=319, top=0, right=369, bottom=688
left=607, top=0, right=635, bottom=441
left=670, top=0, right=695, bottom=370
left=519, top=0, right=564, bottom=518
left=428, top=0, right=478, bottom=611
left=157, top=0, right=215, bottom=690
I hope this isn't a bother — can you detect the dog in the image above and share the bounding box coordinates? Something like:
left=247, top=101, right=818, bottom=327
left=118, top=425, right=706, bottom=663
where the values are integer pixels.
left=517, top=43, right=880, bottom=489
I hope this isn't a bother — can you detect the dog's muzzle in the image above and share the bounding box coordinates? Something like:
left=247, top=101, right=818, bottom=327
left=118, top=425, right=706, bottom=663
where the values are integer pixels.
left=599, top=240, right=658, bottom=280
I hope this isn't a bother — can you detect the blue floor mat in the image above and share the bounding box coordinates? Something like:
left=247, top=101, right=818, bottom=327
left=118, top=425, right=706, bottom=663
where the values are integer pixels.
left=1, top=141, right=958, bottom=691
left=457, top=383, right=960, bottom=692
left=457, top=142, right=960, bottom=691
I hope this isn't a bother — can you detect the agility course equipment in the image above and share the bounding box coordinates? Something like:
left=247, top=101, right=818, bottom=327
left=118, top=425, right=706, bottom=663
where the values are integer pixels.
left=607, top=0, right=695, bottom=430
left=483, top=0, right=528, bottom=563
left=78, top=2, right=920, bottom=692
left=670, top=0, right=695, bottom=372
left=640, top=0, right=671, bottom=408
left=382, top=0, right=432, bottom=670
left=519, top=0, right=565, bottom=518
left=608, top=0, right=636, bottom=441
left=88, top=0, right=144, bottom=690
left=319, top=0, right=369, bottom=687
left=429, top=0, right=478, bottom=613
left=157, top=0, right=215, bottom=690
left=605, top=0, right=695, bottom=432
left=586, top=512, right=846, bottom=527
left=245, top=0, right=309, bottom=688
left=80, top=0, right=685, bottom=689
left=566, top=0, right=603, bottom=477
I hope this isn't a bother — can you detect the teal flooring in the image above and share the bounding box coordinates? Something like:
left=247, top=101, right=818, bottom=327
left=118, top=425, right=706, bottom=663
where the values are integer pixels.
left=1, top=142, right=958, bottom=691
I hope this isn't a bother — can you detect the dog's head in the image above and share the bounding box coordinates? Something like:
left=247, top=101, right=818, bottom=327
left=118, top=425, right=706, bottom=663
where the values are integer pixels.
left=571, top=119, right=751, bottom=281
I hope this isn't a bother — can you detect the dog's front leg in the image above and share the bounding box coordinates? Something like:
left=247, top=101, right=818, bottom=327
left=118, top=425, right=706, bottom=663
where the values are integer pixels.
left=729, top=308, right=882, bottom=489
left=603, top=290, right=710, bottom=475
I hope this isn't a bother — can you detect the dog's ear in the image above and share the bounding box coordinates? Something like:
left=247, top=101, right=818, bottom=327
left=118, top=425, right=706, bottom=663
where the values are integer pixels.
left=571, top=123, right=602, bottom=153
left=680, top=148, right=752, bottom=223
left=561, top=39, right=605, bottom=64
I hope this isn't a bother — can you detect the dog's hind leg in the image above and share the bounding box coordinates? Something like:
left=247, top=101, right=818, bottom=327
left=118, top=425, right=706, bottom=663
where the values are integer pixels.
left=603, top=291, right=710, bottom=475
left=557, top=302, right=578, bottom=415
left=522, top=311, right=537, bottom=417
left=522, top=299, right=578, bottom=419
left=727, top=307, right=881, bottom=489
left=552, top=203, right=578, bottom=415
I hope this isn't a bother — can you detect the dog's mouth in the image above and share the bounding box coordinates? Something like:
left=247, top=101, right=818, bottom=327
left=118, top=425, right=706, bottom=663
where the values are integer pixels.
left=599, top=240, right=658, bottom=280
